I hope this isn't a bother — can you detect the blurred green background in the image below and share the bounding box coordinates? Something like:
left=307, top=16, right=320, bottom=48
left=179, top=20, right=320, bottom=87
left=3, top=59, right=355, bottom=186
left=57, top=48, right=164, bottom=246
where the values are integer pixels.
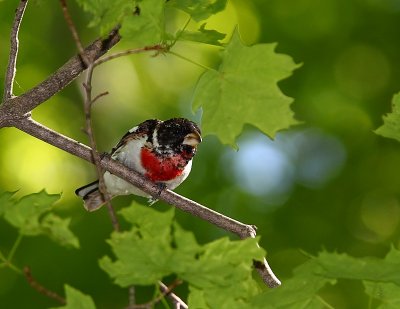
left=2, top=0, right=400, bottom=308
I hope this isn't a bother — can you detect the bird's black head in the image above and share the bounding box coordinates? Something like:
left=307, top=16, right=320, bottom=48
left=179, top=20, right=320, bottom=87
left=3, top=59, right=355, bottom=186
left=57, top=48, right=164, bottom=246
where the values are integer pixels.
left=155, top=118, right=202, bottom=156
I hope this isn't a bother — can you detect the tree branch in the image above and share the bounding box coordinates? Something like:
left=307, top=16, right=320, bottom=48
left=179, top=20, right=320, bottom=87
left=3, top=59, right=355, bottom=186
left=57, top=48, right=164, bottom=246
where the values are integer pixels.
left=158, top=281, right=188, bottom=309
left=3, top=0, right=28, bottom=101
left=59, top=0, right=87, bottom=64
left=126, top=280, right=184, bottom=309
left=24, top=266, right=66, bottom=305
left=94, top=44, right=167, bottom=67
left=10, top=116, right=281, bottom=288
left=0, top=28, right=121, bottom=119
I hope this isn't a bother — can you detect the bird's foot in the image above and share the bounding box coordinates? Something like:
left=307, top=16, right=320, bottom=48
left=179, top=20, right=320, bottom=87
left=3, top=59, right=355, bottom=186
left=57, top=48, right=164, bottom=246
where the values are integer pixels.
left=147, top=182, right=167, bottom=206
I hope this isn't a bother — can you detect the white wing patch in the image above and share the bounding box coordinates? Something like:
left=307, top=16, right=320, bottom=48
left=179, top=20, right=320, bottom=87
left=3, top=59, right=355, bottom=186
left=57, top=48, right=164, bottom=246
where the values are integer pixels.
left=128, top=125, right=139, bottom=133
left=112, top=136, right=147, bottom=173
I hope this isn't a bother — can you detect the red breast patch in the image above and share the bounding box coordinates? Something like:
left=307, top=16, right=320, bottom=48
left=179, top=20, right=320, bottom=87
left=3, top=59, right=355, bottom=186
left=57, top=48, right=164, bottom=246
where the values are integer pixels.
left=140, top=148, right=184, bottom=182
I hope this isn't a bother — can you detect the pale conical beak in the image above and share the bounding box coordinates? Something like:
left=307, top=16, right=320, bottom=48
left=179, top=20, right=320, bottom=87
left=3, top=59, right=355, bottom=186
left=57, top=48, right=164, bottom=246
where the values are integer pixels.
left=183, top=131, right=202, bottom=147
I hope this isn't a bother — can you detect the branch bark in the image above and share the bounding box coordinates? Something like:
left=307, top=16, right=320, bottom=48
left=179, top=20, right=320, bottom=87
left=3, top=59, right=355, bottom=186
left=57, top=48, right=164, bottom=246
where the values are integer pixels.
left=3, top=0, right=28, bottom=101
left=159, top=281, right=188, bottom=309
left=24, top=266, right=66, bottom=305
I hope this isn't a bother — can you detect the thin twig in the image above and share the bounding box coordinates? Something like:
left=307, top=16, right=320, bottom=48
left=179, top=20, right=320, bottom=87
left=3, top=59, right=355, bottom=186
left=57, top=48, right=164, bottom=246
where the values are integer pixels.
left=9, top=117, right=281, bottom=288
left=159, top=281, right=188, bottom=309
left=126, top=280, right=183, bottom=309
left=3, top=0, right=28, bottom=101
left=59, top=0, right=89, bottom=66
left=94, top=44, right=166, bottom=67
left=83, top=63, right=120, bottom=231
left=58, top=2, right=120, bottom=232
left=24, top=266, right=66, bottom=305
left=7, top=233, right=23, bottom=262
left=92, top=91, right=109, bottom=105
left=129, top=286, right=136, bottom=307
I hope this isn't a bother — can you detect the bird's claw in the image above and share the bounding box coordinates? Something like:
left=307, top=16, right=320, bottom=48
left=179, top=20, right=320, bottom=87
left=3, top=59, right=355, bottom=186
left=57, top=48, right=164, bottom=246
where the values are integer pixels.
left=147, top=182, right=167, bottom=206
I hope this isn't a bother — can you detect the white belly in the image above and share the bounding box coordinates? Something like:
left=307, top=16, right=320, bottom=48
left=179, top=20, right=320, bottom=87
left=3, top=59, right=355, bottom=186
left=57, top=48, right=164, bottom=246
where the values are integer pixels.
left=104, top=171, right=149, bottom=197
left=104, top=159, right=192, bottom=197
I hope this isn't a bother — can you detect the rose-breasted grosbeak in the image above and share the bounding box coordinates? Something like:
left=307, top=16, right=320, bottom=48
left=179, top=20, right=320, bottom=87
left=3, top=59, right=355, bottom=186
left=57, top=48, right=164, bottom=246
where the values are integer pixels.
left=75, top=118, right=202, bottom=211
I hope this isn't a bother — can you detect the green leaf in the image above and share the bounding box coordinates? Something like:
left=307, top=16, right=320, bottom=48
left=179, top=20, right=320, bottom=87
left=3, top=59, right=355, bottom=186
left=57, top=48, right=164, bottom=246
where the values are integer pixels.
left=41, top=214, right=80, bottom=249
left=99, top=228, right=173, bottom=286
left=50, top=285, right=96, bottom=309
left=74, top=0, right=136, bottom=35
left=250, top=259, right=335, bottom=308
left=99, top=204, right=175, bottom=286
left=100, top=202, right=266, bottom=308
left=180, top=237, right=265, bottom=287
left=364, top=281, right=400, bottom=309
left=192, top=29, right=300, bottom=147
left=178, top=23, right=226, bottom=46
left=315, top=247, right=400, bottom=285
left=169, top=0, right=227, bottom=22
left=375, top=93, right=400, bottom=142
left=119, top=0, right=165, bottom=46
left=187, top=286, right=209, bottom=309
left=1, top=191, right=79, bottom=249
left=75, top=0, right=165, bottom=45
left=3, top=190, right=59, bottom=235
left=0, top=191, right=14, bottom=216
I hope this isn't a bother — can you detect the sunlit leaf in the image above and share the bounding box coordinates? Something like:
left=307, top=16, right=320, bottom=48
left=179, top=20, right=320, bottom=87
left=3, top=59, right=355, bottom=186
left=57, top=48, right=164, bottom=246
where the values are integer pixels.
left=75, top=0, right=165, bottom=45
left=375, top=93, right=400, bottom=142
left=192, top=29, right=300, bottom=147
left=120, top=0, right=165, bottom=46
left=178, top=23, right=226, bottom=46
left=50, top=285, right=96, bottom=309
left=74, top=0, right=136, bottom=35
left=168, top=0, right=227, bottom=22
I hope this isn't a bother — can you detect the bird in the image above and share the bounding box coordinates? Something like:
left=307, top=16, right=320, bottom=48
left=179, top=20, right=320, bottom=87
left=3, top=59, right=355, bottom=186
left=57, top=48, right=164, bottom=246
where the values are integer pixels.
left=75, top=118, right=202, bottom=211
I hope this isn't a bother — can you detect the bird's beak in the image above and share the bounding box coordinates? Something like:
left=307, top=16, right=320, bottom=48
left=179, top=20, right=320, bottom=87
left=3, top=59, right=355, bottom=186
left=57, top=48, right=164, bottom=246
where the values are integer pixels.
left=183, top=131, right=202, bottom=147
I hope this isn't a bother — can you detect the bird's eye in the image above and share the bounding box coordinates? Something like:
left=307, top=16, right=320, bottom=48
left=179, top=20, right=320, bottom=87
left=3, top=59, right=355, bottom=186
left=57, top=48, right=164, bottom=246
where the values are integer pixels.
left=181, top=145, right=195, bottom=156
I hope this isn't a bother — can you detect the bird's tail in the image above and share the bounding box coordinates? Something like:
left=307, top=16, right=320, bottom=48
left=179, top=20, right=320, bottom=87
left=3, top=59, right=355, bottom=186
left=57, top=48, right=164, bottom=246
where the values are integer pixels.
left=75, top=180, right=107, bottom=212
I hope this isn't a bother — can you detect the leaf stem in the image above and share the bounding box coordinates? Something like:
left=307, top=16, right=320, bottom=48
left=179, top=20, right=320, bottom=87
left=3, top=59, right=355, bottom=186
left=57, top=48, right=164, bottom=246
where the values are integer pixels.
left=160, top=293, right=170, bottom=309
left=170, top=16, right=192, bottom=48
left=0, top=249, right=6, bottom=261
left=0, top=248, right=22, bottom=274
left=316, top=295, right=335, bottom=309
left=7, top=233, right=23, bottom=262
left=168, top=50, right=218, bottom=73
left=6, top=262, right=23, bottom=274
